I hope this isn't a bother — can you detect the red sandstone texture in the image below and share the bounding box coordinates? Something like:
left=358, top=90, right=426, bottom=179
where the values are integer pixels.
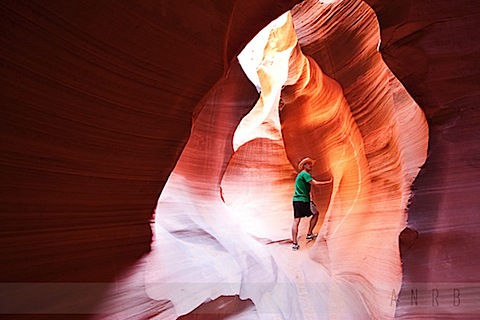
left=1, top=0, right=479, bottom=319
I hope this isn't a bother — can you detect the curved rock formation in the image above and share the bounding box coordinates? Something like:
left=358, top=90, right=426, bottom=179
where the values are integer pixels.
left=148, top=2, right=427, bottom=318
left=1, top=0, right=479, bottom=319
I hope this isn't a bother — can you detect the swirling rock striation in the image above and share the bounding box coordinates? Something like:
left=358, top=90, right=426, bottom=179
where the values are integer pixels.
left=150, top=1, right=427, bottom=318
left=1, top=0, right=479, bottom=319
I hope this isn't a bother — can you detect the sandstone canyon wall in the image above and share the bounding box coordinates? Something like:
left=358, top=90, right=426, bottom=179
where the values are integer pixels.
left=364, top=0, right=480, bottom=318
left=1, top=0, right=479, bottom=319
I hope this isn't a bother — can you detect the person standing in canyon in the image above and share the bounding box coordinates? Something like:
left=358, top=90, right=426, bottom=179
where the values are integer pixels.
left=292, top=157, right=332, bottom=251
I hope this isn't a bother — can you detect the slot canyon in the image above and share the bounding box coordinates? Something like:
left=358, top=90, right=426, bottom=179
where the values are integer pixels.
left=1, top=0, right=479, bottom=319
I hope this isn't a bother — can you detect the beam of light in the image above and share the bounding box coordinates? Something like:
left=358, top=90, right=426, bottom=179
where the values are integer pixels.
left=234, top=12, right=296, bottom=152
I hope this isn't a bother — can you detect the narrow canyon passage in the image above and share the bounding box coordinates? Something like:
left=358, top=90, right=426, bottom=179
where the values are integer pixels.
left=147, top=1, right=428, bottom=318
left=2, top=0, right=479, bottom=319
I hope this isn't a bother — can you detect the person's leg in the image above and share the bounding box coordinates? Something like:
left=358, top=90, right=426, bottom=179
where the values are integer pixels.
left=292, top=217, right=301, bottom=244
left=307, top=212, right=319, bottom=236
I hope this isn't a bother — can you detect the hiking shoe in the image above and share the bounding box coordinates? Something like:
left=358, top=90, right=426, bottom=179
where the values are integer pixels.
left=306, top=233, right=317, bottom=241
left=292, top=243, right=299, bottom=251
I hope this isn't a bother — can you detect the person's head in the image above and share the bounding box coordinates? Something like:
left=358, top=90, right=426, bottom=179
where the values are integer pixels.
left=297, top=157, right=315, bottom=172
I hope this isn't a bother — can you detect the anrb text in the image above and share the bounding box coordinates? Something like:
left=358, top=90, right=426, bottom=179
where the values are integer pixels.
left=391, top=288, right=461, bottom=307
left=389, top=283, right=480, bottom=315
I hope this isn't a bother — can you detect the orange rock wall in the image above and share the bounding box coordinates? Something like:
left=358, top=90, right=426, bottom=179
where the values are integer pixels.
left=365, top=0, right=480, bottom=317
left=1, top=0, right=479, bottom=319
left=151, top=2, right=427, bottom=317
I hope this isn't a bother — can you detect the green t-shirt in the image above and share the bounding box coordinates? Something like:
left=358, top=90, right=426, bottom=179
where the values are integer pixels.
left=293, top=171, right=313, bottom=202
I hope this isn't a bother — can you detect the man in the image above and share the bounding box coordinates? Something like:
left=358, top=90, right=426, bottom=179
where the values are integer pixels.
left=292, top=157, right=332, bottom=251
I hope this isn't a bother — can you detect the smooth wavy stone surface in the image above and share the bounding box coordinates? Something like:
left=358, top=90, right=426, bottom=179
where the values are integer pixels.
left=1, top=0, right=479, bottom=319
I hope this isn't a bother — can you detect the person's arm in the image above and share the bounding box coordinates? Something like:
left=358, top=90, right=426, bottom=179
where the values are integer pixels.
left=309, top=177, right=333, bottom=186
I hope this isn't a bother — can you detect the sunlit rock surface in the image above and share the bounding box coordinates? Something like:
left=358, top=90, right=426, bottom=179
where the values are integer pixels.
left=1, top=0, right=479, bottom=319
left=149, top=2, right=428, bottom=318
